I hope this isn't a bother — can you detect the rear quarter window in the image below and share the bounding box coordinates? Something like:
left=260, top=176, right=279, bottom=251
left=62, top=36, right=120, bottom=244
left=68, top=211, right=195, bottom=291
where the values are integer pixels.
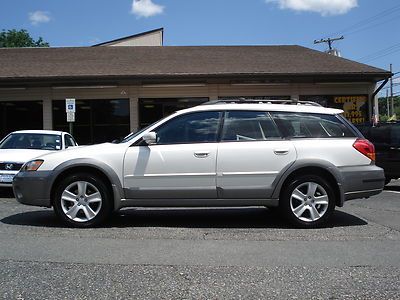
left=270, top=112, right=356, bottom=138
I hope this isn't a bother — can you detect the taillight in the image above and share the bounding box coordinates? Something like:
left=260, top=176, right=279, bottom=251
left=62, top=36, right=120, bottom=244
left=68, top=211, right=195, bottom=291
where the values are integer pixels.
left=353, top=138, right=375, bottom=161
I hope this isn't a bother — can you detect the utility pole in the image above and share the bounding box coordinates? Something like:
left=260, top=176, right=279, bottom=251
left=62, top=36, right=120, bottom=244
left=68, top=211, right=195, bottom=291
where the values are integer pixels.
left=314, top=36, right=344, bottom=56
left=390, top=64, right=394, bottom=117
left=386, top=89, right=390, bottom=117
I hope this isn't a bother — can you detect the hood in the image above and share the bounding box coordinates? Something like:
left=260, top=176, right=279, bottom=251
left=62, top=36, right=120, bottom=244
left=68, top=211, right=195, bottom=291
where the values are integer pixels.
left=0, top=149, right=52, bottom=163
left=38, top=143, right=124, bottom=160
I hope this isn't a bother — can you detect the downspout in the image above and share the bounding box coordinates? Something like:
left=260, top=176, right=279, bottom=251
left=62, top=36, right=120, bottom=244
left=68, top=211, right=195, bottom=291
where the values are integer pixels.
left=370, top=79, right=388, bottom=124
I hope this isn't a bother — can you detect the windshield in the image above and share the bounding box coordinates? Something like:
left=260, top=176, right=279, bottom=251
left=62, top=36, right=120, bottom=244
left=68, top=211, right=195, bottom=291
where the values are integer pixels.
left=0, top=133, right=62, bottom=150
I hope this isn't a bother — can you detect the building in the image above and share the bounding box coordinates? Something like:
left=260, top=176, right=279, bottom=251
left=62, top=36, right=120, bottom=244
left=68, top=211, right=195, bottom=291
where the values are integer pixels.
left=0, top=35, right=391, bottom=144
left=93, top=28, right=163, bottom=47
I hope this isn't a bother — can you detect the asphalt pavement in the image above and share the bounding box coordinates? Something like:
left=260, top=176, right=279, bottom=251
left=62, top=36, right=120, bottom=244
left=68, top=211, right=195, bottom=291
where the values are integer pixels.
left=0, top=181, right=399, bottom=299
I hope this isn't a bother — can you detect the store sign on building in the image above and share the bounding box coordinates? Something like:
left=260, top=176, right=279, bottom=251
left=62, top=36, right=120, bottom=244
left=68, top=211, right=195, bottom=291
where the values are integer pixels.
left=333, top=96, right=367, bottom=124
left=300, top=95, right=367, bottom=124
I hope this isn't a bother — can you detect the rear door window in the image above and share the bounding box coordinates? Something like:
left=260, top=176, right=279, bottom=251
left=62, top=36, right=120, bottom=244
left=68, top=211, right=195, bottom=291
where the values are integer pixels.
left=221, top=111, right=281, bottom=141
left=270, top=112, right=355, bottom=138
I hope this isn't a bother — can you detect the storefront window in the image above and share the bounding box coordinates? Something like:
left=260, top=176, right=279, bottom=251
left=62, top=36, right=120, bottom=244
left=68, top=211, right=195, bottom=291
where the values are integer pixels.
left=52, top=99, right=130, bottom=145
left=300, top=95, right=368, bottom=124
left=0, top=101, right=43, bottom=139
left=139, top=98, right=208, bottom=128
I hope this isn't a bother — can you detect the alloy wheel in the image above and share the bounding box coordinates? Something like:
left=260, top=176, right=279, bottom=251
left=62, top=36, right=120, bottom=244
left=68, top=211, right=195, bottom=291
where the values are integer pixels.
left=289, top=181, right=329, bottom=222
left=60, top=181, right=103, bottom=222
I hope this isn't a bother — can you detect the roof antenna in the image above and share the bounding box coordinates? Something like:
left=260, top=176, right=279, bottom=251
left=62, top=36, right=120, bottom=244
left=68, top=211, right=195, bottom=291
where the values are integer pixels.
left=314, top=36, right=344, bottom=57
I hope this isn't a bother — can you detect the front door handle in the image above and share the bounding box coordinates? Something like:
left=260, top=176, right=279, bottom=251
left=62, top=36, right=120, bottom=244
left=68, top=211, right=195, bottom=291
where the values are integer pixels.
left=274, top=149, right=289, bottom=155
left=194, top=151, right=210, bottom=158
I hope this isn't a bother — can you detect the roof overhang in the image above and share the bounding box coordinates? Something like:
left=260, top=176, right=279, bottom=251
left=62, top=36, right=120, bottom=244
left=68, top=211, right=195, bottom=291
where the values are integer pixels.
left=0, top=72, right=390, bottom=89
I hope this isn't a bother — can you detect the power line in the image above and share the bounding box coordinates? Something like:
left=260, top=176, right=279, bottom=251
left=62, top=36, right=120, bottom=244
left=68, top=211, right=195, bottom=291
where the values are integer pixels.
left=344, top=15, right=400, bottom=36
left=363, top=49, right=400, bottom=63
left=358, top=43, right=400, bottom=61
left=382, top=83, right=400, bottom=89
left=380, top=76, right=400, bottom=89
left=325, top=3, right=400, bottom=37
left=358, top=43, right=400, bottom=62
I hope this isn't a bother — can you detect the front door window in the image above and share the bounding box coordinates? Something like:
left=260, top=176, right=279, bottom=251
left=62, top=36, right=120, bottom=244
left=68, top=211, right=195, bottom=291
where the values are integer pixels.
left=155, top=111, right=221, bottom=144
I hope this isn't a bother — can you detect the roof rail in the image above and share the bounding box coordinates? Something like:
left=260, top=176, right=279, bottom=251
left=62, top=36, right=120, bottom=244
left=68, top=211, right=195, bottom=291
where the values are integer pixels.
left=201, top=98, right=322, bottom=107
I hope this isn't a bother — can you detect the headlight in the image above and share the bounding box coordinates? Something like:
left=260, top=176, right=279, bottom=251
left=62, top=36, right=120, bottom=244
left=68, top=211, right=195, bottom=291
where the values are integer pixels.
left=22, top=160, right=44, bottom=171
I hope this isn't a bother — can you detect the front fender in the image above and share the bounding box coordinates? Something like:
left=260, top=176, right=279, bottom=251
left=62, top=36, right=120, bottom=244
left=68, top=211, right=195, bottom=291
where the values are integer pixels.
left=49, top=158, right=124, bottom=211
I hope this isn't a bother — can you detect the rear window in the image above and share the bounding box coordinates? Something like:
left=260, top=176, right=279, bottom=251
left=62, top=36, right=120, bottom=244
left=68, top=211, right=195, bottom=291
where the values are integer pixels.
left=270, top=112, right=356, bottom=138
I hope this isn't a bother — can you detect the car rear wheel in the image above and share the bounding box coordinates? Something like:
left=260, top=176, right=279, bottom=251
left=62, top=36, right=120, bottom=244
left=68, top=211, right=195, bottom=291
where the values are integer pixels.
left=53, top=173, right=112, bottom=227
left=281, top=175, right=335, bottom=228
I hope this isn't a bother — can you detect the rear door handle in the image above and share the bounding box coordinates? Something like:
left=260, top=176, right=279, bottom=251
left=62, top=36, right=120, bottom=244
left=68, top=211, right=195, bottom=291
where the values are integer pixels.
left=274, top=149, right=289, bottom=155
left=194, top=151, right=210, bottom=158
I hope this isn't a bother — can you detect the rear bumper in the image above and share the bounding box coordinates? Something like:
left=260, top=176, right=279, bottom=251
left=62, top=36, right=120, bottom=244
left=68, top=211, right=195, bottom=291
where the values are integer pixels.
left=339, top=165, right=385, bottom=201
left=13, top=171, right=53, bottom=207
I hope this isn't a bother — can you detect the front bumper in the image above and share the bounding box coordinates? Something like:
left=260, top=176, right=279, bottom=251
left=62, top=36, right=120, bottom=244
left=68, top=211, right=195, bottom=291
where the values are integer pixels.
left=13, top=171, right=53, bottom=207
left=339, top=165, right=385, bottom=201
left=0, top=171, right=18, bottom=187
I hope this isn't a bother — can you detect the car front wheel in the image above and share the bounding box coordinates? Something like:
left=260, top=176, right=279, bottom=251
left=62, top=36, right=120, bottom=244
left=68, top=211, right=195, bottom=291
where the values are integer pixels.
left=281, top=175, right=335, bottom=228
left=53, top=173, right=112, bottom=227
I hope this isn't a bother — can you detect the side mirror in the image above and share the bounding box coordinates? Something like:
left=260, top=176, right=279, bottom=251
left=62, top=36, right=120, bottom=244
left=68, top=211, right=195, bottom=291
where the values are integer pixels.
left=142, top=132, right=157, bottom=145
left=111, top=138, right=120, bottom=144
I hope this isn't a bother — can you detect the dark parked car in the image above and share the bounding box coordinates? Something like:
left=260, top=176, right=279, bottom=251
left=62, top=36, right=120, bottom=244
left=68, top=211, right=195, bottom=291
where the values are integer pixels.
left=357, top=122, right=400, bottom=184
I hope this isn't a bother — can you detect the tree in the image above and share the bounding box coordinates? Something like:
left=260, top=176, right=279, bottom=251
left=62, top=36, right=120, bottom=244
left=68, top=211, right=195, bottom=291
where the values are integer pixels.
left=378, top=95, right=400, bottom=122
left=0, top=29, right=49, bottom=48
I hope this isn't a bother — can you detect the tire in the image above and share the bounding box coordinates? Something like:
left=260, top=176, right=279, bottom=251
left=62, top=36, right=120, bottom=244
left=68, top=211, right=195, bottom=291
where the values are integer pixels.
left=53, top=173, right=112, bottom=228
left=280, top=175, right=335, bottom=228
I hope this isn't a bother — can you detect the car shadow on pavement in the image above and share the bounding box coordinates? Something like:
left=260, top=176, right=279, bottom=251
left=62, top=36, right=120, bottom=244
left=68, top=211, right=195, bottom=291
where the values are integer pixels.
left=1, top=207, right=367, bottom=229
left=0, top=188, right=14, bottom=198
left=385, top=185, right=400, bottom=192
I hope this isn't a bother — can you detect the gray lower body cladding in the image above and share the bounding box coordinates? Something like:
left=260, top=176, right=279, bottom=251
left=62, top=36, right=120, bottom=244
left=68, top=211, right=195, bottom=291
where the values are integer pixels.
left=13, top=171, right=52, bottom=207
left=339, top=165, right=385, bottom=200
left=12, top=164, right=385, bottom=209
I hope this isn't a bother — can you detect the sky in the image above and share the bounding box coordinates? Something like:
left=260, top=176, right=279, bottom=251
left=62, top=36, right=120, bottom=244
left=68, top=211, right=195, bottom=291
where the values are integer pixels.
left=0, top=0, right=399, bottom=96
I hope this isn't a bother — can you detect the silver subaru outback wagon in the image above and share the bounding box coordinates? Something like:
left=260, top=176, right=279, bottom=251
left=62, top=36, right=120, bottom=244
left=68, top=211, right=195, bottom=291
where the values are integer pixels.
left=13, top=100, right=385, bottom=228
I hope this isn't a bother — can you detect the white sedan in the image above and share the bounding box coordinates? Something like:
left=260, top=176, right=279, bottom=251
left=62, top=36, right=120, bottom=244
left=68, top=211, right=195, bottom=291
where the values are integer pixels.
left=0, top=130, right=77, bottom=187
